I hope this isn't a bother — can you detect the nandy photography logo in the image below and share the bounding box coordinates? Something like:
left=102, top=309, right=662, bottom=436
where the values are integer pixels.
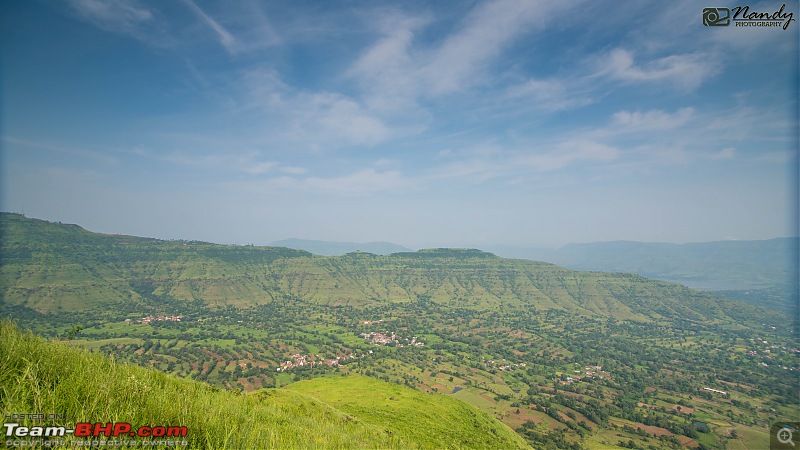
left=703, top=4, right=795, bottom=29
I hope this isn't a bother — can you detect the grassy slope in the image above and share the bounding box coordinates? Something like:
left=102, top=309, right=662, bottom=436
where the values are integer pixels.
left=0, top=320, right=527, bottom=449
left=1, top=213, right=781, bottom=327
left=285, top=376, right=528, bottom=449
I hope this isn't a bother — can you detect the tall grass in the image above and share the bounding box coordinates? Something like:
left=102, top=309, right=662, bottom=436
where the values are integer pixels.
left=1, top=320, right=408, bottom=449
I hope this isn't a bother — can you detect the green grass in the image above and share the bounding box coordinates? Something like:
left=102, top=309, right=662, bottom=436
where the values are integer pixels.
left=0, top=320, right=529, bottom=449
left=726, top=425, right=770, bottom=450
left=285, top=376, right=529, bottom=449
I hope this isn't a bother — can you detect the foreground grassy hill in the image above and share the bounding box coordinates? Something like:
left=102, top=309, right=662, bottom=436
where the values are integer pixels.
left=0, top=320, right=527, bottom=449
left=0, top=213, right=780, bottom=328
left=286, top=377, right=527, bottom=449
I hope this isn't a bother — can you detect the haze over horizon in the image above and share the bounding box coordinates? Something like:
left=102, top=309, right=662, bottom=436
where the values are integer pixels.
left=2, top=0, right=798, bottom=249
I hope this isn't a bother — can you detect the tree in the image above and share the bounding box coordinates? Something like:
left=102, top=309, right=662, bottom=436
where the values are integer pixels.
left=65, top=325, right=83, bottom=340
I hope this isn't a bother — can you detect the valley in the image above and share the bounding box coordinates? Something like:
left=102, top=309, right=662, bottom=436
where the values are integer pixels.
left=1, top=213, right=798, bottom=449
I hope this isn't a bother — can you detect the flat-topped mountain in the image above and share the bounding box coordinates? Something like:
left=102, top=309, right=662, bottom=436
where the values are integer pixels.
left=0, top=213, right=779, bottom=328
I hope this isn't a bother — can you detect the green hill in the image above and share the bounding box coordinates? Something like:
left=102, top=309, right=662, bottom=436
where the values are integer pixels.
left=0, top=320, right=527, bottom=449
left=0, top=212, right=779, bottom=328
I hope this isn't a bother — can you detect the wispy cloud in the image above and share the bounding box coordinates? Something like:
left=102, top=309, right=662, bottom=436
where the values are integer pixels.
left=518, top=140, right=620, bottom=172
left=242, top=161, right=277, bottom=175
left=305, top=169, right=409, bottom=195
left=280, top=166, right=308, bottom=175
left=756, top=150, right=797, bottom=164
left=348, top=0, right=582, bottom=109
left=597, top=49, right=717, bottom=90
left=179, top=0, right=238, bottom=53
left=610, top=107, right=695, bottom=131
left=710, top=147, right=736, bottom=160
left=69, top=0, right=152, bottom=29
left=420, top=0, right=574, bottom=95
left=68, top=0, right=171, bottom=46
left=1, top=136, right=119, bottom=165
left=241, top=69, right=391, bottom=149
left=504, top=78, right=593, bottom=112
left=223, top=167, right=413, bottom=197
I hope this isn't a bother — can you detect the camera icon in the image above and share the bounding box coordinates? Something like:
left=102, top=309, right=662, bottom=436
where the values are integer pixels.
left=703, top=8, right=730, bottom=26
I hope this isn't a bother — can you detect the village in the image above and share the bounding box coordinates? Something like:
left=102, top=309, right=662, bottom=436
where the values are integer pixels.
left=482, top=357, right=527, bottom=372
left=277, top=352, right=362, bottom=372
left=129, top=314, right=184, bottom=325
left=359, top=330, right=425, bottom=348
left=558, top=365, right=610, bottom=384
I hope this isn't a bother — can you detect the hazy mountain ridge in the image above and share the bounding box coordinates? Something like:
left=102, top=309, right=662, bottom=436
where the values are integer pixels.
left=488, top=238, right=798, bottom=290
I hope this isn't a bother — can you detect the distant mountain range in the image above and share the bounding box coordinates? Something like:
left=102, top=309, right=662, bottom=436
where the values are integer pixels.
left=487, top=238, right=798, bottom=291
left=270, top=238, right=412, bottom=256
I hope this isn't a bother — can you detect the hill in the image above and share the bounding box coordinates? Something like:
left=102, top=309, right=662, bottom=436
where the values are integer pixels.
left=0, top=320, right=526, bottom=449
left=270, top=238, right=412, bottom=256
left=0, top=213, right=778, bottom=327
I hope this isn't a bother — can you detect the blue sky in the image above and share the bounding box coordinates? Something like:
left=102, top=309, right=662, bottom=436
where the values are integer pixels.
left=1, top=0, right=798, bottom=248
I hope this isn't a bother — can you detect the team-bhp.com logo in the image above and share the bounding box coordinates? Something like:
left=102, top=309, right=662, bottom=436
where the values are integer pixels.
left=703, top=4, right=795, bottom=29
left=5, top=422, right=188, bottom=438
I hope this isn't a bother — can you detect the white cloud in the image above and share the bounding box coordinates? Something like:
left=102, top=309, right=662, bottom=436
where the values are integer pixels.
left=224, top=167, right=412, bottom=196
left=517, top=140, right=620, bottom=171
left=611, top=107, right=695, bottom=131
left=70, top=0, right=152, bottom=27
left=241, top=69, right=391, bottom=149
left=427, top=139, right=621, bottom=184
left=431, top=159, right=504, bottom=182
left=711, top=147, right=736, bottom=160
left=68, top=0, right=171, bottom=46
left=243, top=161, right=277, bottom=175
left=1, top=136, right=119, bottom=165
left=280, top=166, right=308, bottom=175
left=349, top=0, right=580, bottom=108
left=504, top=78, right=593, bottom=112
left=179, top=0, right=238, bottom=54
left=305, top=168, right=409, bottom=195
left=421, top=0, right=557, bottom=95
left=756, top=150, right=797, bottom=164
left=599, top=49, right=717, bottom=90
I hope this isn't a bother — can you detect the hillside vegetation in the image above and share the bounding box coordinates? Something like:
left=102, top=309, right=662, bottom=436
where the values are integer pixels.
left=0, top=320, right=526, bottom=449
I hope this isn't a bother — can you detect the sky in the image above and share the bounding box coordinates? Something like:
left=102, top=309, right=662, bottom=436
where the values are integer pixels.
left=1, top=0, right=798, bottom=249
